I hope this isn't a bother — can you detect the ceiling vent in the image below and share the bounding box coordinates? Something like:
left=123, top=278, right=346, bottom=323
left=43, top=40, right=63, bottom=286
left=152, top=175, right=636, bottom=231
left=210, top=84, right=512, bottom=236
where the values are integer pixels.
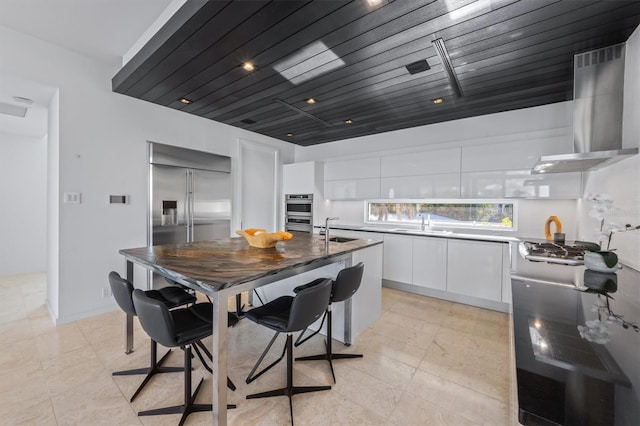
left=405, top=59, right=430, bottom=75
left=241, top=118, right=257, bottom=125
left=0, top=102, right=28, bottom=118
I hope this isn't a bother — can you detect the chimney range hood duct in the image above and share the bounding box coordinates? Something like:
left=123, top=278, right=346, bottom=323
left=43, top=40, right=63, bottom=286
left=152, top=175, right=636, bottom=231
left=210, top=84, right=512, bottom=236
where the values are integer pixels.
left=532, top=43, right=638, bottom=174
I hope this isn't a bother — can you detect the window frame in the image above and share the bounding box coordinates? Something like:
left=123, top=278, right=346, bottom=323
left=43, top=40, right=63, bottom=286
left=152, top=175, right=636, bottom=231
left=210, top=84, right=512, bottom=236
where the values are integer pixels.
left=364, top=199, right=518, bottom=232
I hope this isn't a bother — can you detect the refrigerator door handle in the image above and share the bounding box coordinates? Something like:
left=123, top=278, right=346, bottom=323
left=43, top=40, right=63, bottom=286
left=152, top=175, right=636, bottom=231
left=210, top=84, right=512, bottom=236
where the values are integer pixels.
left=188, top=169, right=195, bottom=243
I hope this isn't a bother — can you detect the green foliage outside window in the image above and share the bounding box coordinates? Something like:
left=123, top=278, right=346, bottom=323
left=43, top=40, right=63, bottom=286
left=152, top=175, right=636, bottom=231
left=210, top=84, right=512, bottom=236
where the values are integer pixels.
left=367, top=201, right=515, bottom=230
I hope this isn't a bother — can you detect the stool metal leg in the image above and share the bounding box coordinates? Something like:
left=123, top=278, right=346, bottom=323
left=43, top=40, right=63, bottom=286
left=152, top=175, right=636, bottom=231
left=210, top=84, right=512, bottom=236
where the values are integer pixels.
left=295, top=305, right=362, bottom=384
left=246, top=331, right=285, bottom=384
left=247, top=334, right=331, bottom=425
left=138, top=344, right=232, bottom=426
left=113, top=339, right=183, bottom=402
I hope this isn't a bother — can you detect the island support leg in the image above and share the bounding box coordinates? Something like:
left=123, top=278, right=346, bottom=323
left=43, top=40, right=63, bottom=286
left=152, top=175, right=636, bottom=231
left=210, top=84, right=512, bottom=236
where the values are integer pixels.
left=125, top=260, right=134, bottom=354
left=211, top=293, right=229, bottom=425
left=344, top=298, right=352, bottom=346
left=343, top=257, right=353, bottom=345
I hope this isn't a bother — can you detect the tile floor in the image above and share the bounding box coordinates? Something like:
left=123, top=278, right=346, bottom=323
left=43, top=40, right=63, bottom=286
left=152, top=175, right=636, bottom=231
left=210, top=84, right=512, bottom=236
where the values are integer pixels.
left=0, top=273, right=518, bottom=425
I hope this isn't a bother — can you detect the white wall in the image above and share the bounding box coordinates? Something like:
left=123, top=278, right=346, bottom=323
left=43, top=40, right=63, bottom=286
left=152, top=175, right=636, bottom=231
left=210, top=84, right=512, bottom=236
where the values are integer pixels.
left=294, top=102, right=573, bottom=162
left=0, top=133, right=47, bottom=276
left=0, top=25, right=296, bottom=323
left=577, top=25, right=640, bottom=270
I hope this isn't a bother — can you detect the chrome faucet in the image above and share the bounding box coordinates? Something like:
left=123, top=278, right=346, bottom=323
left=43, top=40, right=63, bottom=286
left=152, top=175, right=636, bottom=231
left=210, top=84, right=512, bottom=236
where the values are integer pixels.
left=421, top=214, right=432, bottom=231
left=325, top=217, right=339, bottom=246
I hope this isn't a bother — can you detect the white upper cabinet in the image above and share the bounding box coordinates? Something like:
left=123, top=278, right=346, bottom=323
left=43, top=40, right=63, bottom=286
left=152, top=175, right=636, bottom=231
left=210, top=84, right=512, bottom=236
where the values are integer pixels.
left=324, top=178, right=380, bottom=200
left=380, top=148, right=461, bottom=177
left=461, top=136, right=571, bottom=172
left=324, top=157, right=380, bottom=200
left=461, top=170, right=582, bottom=198
left=321, top=134, right=579, bottom=200
left=380, top=174, right=460, bottom=198
left=324, top=157, right=380, bottom=180
left=283, top=161, right=323, bottom=195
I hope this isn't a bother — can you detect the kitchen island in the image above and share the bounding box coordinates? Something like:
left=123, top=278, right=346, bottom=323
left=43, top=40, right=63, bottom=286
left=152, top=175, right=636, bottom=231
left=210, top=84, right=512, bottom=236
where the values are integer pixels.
left=119, top=232, right=383, bottom=425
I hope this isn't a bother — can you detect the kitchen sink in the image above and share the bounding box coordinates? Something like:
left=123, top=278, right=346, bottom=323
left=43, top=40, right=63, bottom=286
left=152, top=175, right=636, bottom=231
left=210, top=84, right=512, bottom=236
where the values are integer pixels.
left=328, top=236, right=357, bottom=243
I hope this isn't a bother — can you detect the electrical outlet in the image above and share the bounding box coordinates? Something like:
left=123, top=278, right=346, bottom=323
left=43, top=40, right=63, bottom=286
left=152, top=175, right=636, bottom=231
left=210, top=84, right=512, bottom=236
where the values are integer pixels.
left=101, top=287, right=112, bottom=298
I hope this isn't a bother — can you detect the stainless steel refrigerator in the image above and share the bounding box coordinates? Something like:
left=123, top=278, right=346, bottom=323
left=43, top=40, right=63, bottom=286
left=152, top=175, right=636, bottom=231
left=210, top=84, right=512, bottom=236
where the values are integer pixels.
left=148, top=142, right=232, bottom=286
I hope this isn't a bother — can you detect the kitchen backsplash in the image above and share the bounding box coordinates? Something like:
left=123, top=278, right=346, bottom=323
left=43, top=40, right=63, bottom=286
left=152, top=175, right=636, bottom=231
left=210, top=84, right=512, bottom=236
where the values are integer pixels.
left=326, top=198, right=578, bottom=240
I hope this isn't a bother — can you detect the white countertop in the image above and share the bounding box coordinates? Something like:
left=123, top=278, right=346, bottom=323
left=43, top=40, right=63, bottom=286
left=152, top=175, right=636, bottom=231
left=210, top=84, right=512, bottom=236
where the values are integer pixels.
left=317, top=224, right=520, bottom=244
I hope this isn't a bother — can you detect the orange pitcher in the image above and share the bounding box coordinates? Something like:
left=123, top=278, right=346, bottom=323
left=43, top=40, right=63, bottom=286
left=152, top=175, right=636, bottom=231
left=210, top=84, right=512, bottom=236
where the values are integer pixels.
left=545, top=216, right=562, bottom=240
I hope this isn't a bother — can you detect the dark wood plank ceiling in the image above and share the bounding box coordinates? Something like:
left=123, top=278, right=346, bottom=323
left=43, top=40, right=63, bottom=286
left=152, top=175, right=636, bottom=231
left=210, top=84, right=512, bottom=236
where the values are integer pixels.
left=112, top=0, right=640, bottom=146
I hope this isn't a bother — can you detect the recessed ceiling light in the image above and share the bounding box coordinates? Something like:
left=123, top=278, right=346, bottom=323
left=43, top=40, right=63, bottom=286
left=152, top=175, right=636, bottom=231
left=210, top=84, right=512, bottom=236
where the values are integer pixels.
left=287, top=133, right=293, bottom=137
left=306, top=98, right=316, bottom=105
left=179, top=98, right=192, bottom=105
left=433, top=98, right=443, bottom=104
left=242, top=62, right=255, bottom=71
left=367, top=0, right=383, bottom=6
left=345, top=119, right=353, bottom=124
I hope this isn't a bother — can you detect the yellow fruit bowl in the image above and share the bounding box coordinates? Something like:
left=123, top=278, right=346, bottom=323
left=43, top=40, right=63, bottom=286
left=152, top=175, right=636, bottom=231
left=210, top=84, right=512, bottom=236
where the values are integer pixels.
left=236, top=228, right=293, bottom=248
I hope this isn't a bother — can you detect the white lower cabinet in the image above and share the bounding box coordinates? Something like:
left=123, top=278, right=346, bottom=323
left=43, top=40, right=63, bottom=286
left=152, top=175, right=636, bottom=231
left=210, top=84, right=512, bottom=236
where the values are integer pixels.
left=383, top=234, right=447, bottom=292
left=412, top=237, right=447, bottom=291
left=446, top=239, right=503, bottom=302
left=382, top=234, right=413, bottom=284
left=334, top=229, right=508, bottom=308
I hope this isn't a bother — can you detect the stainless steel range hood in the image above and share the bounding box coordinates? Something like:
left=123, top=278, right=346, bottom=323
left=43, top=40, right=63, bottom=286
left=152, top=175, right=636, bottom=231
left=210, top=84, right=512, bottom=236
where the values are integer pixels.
left=532, top=43, right=638, bottom=174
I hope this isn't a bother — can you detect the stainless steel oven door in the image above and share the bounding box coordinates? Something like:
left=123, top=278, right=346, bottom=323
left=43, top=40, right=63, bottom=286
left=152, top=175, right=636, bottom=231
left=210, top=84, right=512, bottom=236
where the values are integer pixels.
left=286, top=203, right=312, bottom=216
left=285, top=215, right=312, bottom=232
left=285, top=194, right=313, bottom=215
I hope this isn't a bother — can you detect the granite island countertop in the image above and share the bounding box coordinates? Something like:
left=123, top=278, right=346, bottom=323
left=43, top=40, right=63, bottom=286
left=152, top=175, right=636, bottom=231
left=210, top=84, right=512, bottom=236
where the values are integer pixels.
left=120, top=232, right=382, bottom=292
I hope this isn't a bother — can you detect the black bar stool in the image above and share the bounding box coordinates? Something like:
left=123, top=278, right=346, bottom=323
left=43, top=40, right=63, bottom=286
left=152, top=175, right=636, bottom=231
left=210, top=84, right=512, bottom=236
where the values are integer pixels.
left=132, top=289, right=234, bottom=425
left=244, top=277, right=333, bottom=425
left=294, top=262, right=365, bottom=383
left=108, top=271, right=196, bottom=402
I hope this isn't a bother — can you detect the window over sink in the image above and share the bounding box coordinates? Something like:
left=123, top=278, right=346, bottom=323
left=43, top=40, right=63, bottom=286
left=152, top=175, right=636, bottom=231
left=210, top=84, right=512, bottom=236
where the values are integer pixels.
left=366, top=199, right=516, bottom=231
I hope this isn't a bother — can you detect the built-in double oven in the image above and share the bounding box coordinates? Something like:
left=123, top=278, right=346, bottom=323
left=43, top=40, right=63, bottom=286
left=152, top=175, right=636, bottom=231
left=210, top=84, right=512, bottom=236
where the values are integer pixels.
left=285, top=194, right=313, bottom=233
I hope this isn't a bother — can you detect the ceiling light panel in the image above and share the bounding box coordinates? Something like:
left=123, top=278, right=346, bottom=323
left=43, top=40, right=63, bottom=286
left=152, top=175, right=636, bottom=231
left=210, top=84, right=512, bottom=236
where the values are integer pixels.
left=273, top=41, right=345, bottom=85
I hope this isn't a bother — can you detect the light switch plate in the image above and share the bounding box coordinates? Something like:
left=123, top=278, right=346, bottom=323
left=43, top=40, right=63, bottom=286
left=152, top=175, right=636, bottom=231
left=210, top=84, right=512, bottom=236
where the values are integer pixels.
left=63, top=192, right=81, bottom=204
